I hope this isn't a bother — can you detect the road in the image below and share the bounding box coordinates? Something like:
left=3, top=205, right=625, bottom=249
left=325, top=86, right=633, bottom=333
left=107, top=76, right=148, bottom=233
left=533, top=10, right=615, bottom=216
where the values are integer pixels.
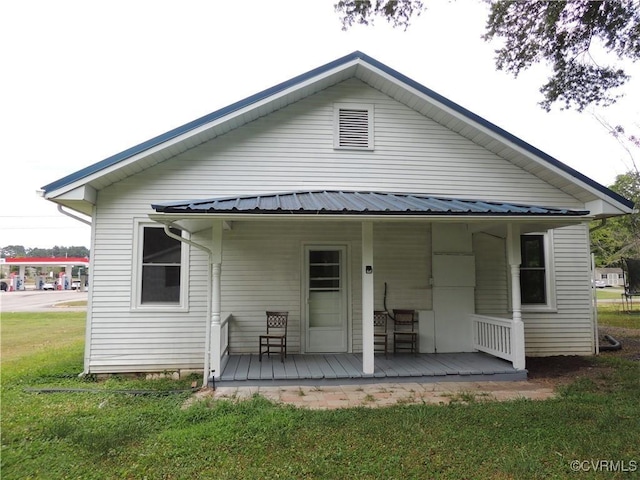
left=0, top=290, right=88, bottom=313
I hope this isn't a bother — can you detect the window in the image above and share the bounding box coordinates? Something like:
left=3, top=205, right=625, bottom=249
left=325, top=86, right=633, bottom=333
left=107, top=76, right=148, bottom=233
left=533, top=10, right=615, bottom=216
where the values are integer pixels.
left=520, top=234, right=546, bottom=305
left=334, top=103, right=374, bottom=149
left=133, top=223, right=188, bottom=309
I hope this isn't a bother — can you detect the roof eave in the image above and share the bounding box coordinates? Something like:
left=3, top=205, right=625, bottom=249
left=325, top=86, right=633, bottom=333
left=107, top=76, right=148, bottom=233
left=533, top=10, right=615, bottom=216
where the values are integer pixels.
left=148, top=212, right=593, bottom=236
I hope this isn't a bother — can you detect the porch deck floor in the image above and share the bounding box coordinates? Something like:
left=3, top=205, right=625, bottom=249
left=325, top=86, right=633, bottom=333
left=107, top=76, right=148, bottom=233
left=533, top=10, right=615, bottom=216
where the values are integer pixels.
left=218, top=352, right=526, bottom=386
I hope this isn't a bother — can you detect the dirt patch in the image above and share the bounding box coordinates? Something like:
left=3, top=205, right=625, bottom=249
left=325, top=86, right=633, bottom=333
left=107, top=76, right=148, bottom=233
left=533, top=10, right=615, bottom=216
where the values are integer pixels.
left=526, top=326, right=640, bottom=388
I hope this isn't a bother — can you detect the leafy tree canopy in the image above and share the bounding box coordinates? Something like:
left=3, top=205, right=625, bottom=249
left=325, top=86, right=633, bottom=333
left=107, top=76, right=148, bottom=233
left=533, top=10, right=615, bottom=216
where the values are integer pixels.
left=1, top=245, right=89, bottom=259
left=591, top=170, right=640, bottom=266
left=335, top=0, right=424, bottom=30
left=335, top=0, right=640, bottom=111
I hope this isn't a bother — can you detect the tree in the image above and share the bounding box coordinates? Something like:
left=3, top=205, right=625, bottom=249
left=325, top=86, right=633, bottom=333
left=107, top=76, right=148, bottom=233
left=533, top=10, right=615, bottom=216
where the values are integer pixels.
left=591, top=171, right=640, bottom=266
left=1, top=245, right=27, bottom=258
left=334, top=0, right=640, bottom=111
left=0, top=245, right=90, bottom=258
left=335, top=0, right=425, bottom=30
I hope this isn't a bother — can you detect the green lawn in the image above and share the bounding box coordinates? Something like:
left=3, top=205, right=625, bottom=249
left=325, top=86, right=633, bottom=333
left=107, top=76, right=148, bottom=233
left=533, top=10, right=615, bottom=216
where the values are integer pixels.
left=1, top=312, right=639, bottom=479
left=595, top=286, right=625, bottom=300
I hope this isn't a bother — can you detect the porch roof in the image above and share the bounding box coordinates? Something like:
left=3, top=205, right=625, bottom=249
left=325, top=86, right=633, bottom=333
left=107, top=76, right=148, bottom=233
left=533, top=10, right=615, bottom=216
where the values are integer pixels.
left=152, top=191, right=590, bottom=217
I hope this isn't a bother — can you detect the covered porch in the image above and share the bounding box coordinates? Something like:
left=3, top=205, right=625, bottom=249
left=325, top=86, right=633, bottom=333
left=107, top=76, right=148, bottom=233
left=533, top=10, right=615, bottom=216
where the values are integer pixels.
left=149, top=191, right=592, bottom=385
left=217, top=352, right=525, bottom=387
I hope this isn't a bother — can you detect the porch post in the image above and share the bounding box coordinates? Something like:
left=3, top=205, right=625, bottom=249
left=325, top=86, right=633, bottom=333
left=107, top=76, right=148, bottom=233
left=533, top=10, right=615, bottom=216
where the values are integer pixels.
left=507, top=223, right=526, bottom=370
left=362, top=221, right=374, bottom=374
left=209, top=221, right=223, bottom=379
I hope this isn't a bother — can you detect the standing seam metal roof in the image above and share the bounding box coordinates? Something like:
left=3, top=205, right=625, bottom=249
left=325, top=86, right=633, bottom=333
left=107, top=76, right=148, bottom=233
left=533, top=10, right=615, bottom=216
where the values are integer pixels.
left=151, top=191, right=590, bottom=216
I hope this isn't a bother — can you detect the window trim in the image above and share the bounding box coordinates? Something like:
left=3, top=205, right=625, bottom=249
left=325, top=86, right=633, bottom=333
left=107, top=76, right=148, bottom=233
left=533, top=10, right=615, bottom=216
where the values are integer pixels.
left=131, top=219, right=190, bottom=312
left=333, top=103, right=374, bottom=150
left=520, top=231, right=556, bottom=312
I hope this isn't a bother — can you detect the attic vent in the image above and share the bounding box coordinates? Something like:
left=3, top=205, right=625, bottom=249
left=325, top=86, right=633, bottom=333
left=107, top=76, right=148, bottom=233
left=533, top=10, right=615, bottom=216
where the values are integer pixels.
left=334, top=104, right=374, bottom=150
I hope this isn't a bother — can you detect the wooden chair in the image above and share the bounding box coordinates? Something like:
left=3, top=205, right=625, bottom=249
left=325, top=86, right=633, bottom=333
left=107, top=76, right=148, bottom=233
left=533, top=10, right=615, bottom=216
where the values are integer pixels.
left=392, top=309, right=417, bottom=353
left=259, top=311, right=288, bottom=362
left=373, top=310, right=389, bottom=357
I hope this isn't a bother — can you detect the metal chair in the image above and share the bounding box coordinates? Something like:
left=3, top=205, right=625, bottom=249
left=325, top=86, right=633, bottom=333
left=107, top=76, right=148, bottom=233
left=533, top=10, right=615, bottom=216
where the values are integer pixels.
left=392, top=309, right=417, bottom=353
left=259, top=311, right=288, bottom=362
left=373, top=310, right=389, bottom=357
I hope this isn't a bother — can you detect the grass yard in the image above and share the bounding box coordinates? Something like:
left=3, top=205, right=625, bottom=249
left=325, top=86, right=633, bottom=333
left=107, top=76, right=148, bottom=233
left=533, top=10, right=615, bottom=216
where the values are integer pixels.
left=595, top=287, right=625, bottom=300
left=1, top=312, right=639, bottom=479
left=598, top=303, right=640, bottom=329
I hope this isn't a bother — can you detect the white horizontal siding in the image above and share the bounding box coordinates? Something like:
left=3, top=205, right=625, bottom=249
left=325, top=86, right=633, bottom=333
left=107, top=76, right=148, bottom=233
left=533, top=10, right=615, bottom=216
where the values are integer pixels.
left=523, top=224, right=595, bottom=356
left=86, top=78, right=591, bottom=372
left=220, top=221, right=430, bottom=354
left=110, top=79, right=582, bottom=208
left=473, top=224, right=594, bottom=356
left=473, top=232, right=508, bottom=316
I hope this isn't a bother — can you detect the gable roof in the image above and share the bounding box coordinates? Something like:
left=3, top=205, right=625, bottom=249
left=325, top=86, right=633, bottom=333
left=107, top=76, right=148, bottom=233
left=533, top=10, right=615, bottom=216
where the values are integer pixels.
left=41, top=51, right=633, bottom=215
left=152, top=191, right=589, bottom=217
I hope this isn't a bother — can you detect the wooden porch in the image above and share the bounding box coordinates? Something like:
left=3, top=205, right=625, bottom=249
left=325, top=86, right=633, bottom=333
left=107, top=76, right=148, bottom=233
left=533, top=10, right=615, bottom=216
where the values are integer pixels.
left=217, top=352, right=526, bottom=386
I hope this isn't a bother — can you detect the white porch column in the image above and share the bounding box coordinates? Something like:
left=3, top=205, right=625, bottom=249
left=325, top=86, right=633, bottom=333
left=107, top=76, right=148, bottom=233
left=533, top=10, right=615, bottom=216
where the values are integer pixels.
left=209, top=221, right=223, bottom=379
left=507, top=223, right=526, bottom=370
left=362, top=221, right=374, bottom=374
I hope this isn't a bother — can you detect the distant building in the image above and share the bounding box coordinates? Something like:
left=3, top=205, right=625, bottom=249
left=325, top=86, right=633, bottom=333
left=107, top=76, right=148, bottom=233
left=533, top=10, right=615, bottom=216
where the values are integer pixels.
left=594, top=268, right=624, bottom=287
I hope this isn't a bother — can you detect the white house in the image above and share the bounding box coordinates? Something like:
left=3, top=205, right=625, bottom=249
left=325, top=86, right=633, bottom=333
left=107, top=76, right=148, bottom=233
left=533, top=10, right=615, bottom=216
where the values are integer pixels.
left=594, top=267, right=624, bottom=287
left=41, top=52, right=633, bottom=384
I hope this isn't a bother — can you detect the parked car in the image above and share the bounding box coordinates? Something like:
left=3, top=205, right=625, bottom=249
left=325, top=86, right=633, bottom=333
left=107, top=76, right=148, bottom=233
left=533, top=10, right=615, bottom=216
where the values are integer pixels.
left=0, top=281, right=7, bottom=292
left=594, top=279, right=606, bottom=288
left=71, top=281, right=81, bottom=290
left=42, top=282, right=55, bottom=291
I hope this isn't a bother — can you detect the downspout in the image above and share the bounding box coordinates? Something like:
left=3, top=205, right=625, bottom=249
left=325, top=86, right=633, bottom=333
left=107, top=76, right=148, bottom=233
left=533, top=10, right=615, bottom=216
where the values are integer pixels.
left=57, top=205, right=92, bottom=226
left=587, top=220, right=606, bottom=355
left=591, top=253, right=600, bottom=354
left=162, top=223, right=213, bottom=388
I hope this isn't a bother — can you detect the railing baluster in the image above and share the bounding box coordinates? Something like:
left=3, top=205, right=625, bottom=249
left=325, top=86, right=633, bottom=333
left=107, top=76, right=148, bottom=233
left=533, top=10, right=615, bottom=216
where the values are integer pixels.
left=471, top=314, right=513, bottom=362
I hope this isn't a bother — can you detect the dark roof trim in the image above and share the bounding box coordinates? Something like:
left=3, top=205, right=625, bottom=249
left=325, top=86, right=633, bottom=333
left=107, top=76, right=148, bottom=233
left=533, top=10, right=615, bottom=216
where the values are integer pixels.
left=152, top=191, right=590, bottom=217
left=41, top=51, right=633, bottom=210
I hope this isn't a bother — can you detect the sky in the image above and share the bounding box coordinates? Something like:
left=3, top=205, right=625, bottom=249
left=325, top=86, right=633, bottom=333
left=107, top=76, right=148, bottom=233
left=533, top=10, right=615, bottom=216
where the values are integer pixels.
left=2, top=0, right=639, bottom=250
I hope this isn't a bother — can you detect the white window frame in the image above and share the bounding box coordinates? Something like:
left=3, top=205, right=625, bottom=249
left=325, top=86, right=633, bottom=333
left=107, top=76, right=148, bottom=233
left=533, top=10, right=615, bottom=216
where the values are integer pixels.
left=520, top=231, right=556, bottom=312
left=333, top=103, right=374, bottom=150
left=131, top=219, right=190, bottom=312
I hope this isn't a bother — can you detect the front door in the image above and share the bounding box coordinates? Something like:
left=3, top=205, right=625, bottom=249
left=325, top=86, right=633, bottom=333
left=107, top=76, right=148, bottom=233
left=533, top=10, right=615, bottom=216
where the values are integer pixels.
left=305, top=246, right=348, bottom=353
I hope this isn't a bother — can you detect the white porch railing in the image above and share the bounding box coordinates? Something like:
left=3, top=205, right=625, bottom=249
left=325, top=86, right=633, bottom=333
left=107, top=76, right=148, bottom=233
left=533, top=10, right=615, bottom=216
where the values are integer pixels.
left=211, top=313, right=232, bottom=379
left=220, top=312, right=231, bottom=357
left=471, top=314, right=513, bottom=363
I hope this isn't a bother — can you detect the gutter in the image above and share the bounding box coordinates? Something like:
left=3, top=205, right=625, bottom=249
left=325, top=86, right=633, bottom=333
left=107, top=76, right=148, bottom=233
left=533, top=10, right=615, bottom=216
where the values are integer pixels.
left=161, top=223, right=214, bottom=388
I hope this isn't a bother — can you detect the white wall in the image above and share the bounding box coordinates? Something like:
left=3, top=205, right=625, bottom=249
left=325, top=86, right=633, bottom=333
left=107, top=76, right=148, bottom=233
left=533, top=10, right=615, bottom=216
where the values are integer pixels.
left=86, top=79, right=590, bottom=372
